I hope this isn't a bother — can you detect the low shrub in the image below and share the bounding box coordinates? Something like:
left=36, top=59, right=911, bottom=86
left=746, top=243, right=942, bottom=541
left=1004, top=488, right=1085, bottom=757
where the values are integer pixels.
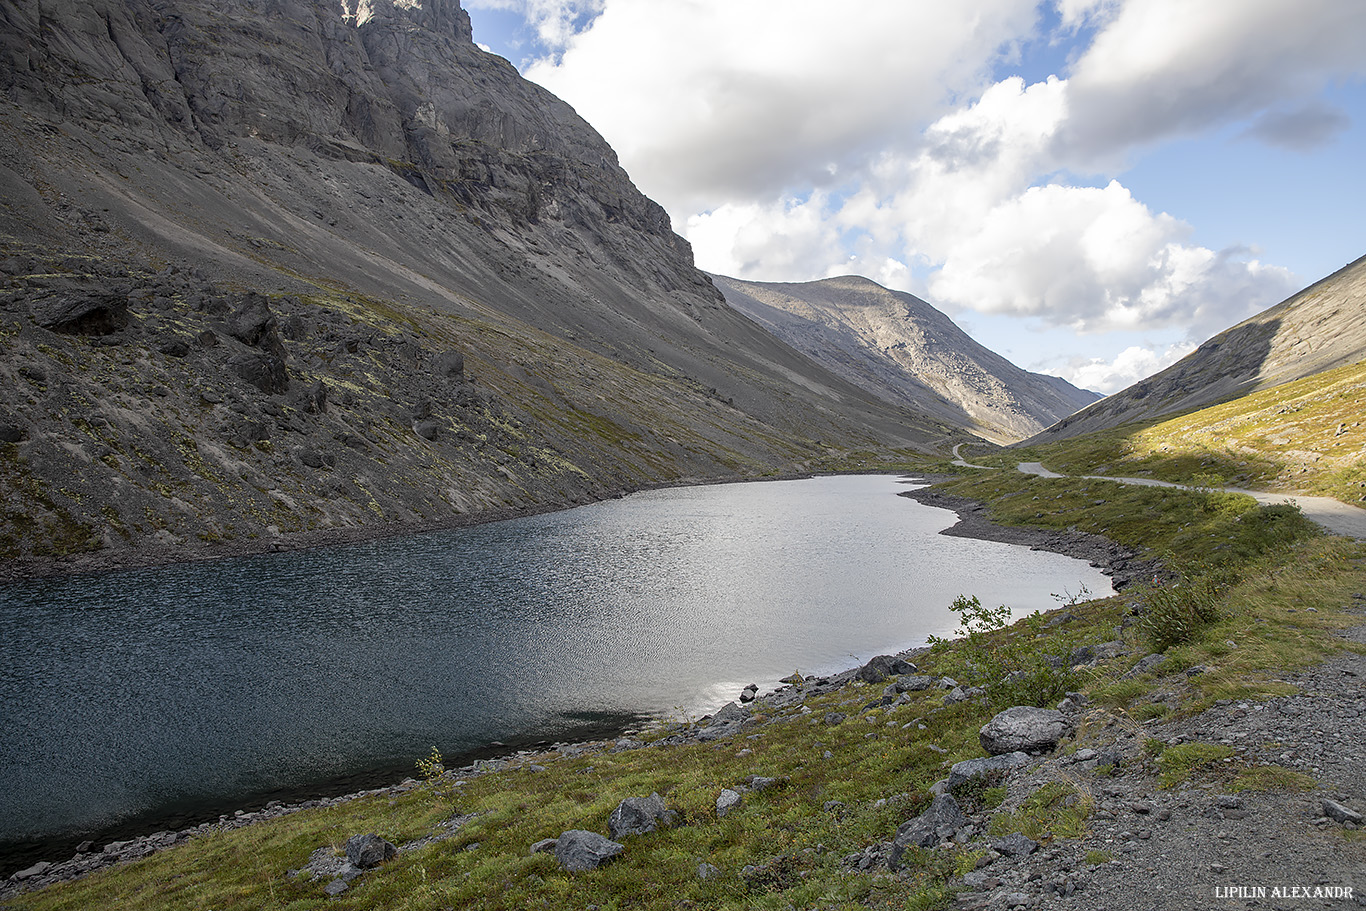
left=1135, top=576, right=1225, bottom=651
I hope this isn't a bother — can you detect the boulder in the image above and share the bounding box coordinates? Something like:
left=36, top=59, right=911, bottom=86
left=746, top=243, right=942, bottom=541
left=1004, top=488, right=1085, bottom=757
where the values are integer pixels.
left=230, top=351, right=290, bottom=394
left=553, top=830, right=623, bottom=872
left=11, top=860, right=51, bottom=881
left=32, top=287, right=129, bottom=336
left=716, top=789, right=742, bottom=818
left=889, top=795, right=967, bottom=868
left=857, top=655, right=916, bottom=683
left=979, top=706, right=1073, bottom=755
left=946, top=751, right=1031, bottom=789
left=1323, top=799, right=1364, bottom=825
left=895, top=675, right=935, bottom=692
left=944, top=685, right=985, bottom=705
left=712, top=701, right=750, bottom=724
left=227, top=293, right=281, bottom=348
left=434, top=350, right=465, bottom=378
left=344, top=833, right=397, bottom=869
left=992, top=832, right=1038, bottom=857
left=608, top=792, right=676, bottom=839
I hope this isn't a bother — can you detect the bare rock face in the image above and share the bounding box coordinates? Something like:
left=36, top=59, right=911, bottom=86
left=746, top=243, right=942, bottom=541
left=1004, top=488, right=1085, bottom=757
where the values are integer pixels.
left=713, top=275, right=1101, bottom=444
left=0, top=0, right=954, bottom=569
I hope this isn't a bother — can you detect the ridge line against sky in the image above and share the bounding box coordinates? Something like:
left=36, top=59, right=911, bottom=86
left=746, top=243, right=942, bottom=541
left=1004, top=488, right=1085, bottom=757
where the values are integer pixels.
left=464, top=0, right=1366, bottom=394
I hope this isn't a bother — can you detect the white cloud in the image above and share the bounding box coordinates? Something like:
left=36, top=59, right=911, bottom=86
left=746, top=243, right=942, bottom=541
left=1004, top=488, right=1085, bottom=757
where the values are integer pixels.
left=1058, top=0, right=1366, bottom=162
left=465, top=0, right=606, bottom=53
left=525, top=0, right=1039, bottom=214
left=686, top=194, right=845, bottom=281
left=1061, top=343, right=1195, bottom=395
left=508, top=0, right=1352, bottom=393
left=927, top=181, right=1297, bottom=336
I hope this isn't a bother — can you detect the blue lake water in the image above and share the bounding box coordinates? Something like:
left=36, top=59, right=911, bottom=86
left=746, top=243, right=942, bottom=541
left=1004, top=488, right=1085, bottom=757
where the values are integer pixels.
left=0, top=474, right=1111, bottom=857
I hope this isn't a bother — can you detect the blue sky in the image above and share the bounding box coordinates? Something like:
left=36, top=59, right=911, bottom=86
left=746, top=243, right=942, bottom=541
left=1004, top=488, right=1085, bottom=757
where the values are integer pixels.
left=465, top=1, right=1366, bottom=393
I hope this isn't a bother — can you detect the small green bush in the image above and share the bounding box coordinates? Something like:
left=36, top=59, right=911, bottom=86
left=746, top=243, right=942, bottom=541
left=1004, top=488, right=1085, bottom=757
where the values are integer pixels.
left=930, top=595, right=1081, bottom=708
left=1136, top=576, right=1225, bottom=651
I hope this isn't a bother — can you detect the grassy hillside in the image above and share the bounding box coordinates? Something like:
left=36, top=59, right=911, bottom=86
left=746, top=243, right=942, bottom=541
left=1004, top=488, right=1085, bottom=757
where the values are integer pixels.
left=9, top=455, right=1365, bottom=911
left=1005, top=359, right=1366, bottom=506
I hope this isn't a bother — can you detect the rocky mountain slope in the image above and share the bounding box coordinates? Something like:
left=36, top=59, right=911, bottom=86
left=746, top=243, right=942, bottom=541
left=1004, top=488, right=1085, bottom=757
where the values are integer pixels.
left=713, top=275, right=1100, bottom=444
left=1033, top=254, right=1366, bottom=442
left=0, top=0, right=966, bottom=572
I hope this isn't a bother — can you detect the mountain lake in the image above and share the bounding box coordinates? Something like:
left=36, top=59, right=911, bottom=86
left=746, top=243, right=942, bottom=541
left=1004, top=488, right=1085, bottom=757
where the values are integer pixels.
left=0, top=474, right=1113, bottom=862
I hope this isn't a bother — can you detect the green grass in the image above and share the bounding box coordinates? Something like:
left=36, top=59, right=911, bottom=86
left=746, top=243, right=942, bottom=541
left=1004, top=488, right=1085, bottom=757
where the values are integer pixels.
left=1155, top=743, right=1237, bottom=789
left=1023, top=358, right=1366, bottom=504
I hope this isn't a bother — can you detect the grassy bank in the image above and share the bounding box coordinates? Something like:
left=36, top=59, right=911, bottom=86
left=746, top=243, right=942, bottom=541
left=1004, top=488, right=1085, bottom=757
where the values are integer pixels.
left=7, top=468, right=1365, bottom=911
left=1010, top=359, right=1366, bottom=503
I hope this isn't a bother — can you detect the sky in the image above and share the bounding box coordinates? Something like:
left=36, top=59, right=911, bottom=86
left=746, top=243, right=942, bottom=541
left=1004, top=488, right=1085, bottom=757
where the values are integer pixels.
left=463, top=0, right=1366, bottom=394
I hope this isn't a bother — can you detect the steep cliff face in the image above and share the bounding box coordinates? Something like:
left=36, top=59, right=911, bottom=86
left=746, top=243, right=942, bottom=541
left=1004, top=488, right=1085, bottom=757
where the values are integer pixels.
left=713, top=275, right=1100, bottom=444
left=0, top=0, right=956, bottom=570
left=1032, top=255, right=1366, bottom=442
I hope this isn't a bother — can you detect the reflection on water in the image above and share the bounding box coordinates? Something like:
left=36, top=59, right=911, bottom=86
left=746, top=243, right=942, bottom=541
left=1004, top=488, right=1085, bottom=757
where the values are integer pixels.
left=0, top=474, right=1111, bottom=851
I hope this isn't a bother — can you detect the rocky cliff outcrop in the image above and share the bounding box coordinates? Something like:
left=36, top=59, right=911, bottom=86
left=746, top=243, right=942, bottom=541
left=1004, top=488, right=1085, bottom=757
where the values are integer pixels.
left=0, top=0, right=959, bottom=570
left=713, top=275, right=1100, bottom=444
left=1032, top=254, right=1366, bottom=442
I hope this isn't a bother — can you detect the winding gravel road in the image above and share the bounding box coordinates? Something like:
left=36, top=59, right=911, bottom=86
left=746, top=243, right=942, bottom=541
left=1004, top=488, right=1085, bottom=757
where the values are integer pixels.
left=1014, top=462, right=1366, bottom=540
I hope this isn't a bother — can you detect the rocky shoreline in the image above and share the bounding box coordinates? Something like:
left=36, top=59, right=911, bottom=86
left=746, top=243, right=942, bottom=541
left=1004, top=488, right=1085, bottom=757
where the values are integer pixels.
left=6, top=609, right=1365, bottom=906
left=898, top=480, right=1168, bottom=591
left=0, top=468, right=849, bottom=585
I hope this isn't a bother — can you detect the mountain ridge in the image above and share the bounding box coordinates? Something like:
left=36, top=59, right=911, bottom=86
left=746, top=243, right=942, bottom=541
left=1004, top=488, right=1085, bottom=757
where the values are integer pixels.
left=1030, top=254, right=1366, bottom=443
left=0, top=0, right=968, bottom=569
left=713, top=274, right=1100, bottom=444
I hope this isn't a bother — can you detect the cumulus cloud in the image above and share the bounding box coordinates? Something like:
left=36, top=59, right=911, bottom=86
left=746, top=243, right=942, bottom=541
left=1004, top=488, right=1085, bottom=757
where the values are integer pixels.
left=511, top=0, right=1357, bottom=390
left=465, top=0, right=605, bottom=54
left=686, top=194, right=846, bottom=281
left=1057, top=0, right=1366, bottom=162
left=927, top=182, right=1298, bottom=336
left=525, top=0, right=1039, bottom=214
left=1061, top=342, right=1196, bottom=395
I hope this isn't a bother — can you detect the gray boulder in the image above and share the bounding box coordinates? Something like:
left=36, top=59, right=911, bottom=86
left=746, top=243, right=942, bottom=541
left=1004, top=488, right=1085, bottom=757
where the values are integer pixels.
left=716, top=788, right=742, bottom=818
left=857, top=654, right=917, bottom=683
left=230, top=350, right=290, bottom=394
left=433, top=350, right=465, bottom=378
left=344, top=833, right=397, bottom=869
left=992, top=832, right=1038, bottom=857
left=609, top=792, right=676, bottom=839
left=33, top=287, right=129, bottom=336
left=946, top=751, right=1031, bottom=789
left=889, top=794, right=967, bottom=868
left=1323, top=799, right=1364, bottom=825
left=553, top=830, right=624, bottom=872
left=944, top=685, right=985, bottom=705
left=980, top=706, right=1073, bottom=755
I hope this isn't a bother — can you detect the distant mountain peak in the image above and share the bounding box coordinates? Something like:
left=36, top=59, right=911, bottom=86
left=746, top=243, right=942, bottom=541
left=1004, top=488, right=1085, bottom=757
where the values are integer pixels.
left=713, top=274, right=1099, bottom=444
